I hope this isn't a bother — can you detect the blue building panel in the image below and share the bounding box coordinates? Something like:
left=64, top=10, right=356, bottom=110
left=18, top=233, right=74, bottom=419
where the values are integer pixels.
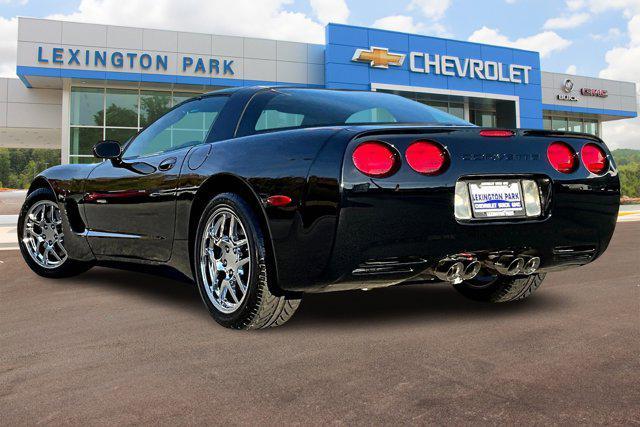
left=370, top=67, right=411, bottom=86
left=514, top=82, right=542, bottom=100
left=447, top=76, right=484, bottom=93
left=520, top=117, right=543, bottom=129
left=408, top=72, right=448, bottom=90
left=368, top=28, right=409, bottom=52
left=520, top=98, right=543, bottom=119
left=325, top=63, right=370, bottom=85
left=446, top=40, right=482, bottom=59
left=325, top=24, right=368, bottom=47
left=513, top=49, right=541, bottom=70
left=409, top=35, right=447, bottom=55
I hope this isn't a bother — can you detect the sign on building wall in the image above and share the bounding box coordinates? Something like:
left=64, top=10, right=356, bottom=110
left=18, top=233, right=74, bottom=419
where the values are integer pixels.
left=36, top=46, right=235, bottom=77
left=325, top=23, right=543, bottom=128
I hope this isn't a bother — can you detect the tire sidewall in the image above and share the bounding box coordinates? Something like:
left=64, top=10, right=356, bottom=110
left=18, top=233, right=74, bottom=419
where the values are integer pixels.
left=194, top=193, right=267, bottom=328
left=18, top=188, right=88, bottom=278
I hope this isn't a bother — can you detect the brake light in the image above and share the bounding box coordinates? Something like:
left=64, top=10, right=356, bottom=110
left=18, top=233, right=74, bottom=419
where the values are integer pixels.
left=405, top=140, right=448, bottom=175
left=547, top=142, right=577, bottom=173
left=352, top=141, right=399, bottom=177
left=479, top=129, right=515, bottom=137
left=581, top=143, right=608, bottom=175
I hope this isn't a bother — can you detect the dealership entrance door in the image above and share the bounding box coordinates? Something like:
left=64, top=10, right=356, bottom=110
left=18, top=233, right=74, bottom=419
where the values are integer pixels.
left=378, top=88, right=518, bottom=128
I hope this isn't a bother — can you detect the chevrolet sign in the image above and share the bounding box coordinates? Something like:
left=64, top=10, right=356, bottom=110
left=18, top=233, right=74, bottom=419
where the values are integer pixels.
left=352, top=46, right=532, bottom=84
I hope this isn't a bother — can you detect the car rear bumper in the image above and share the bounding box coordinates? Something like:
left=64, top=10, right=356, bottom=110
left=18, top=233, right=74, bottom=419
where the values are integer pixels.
left=312, top=177, right=619, bottom=292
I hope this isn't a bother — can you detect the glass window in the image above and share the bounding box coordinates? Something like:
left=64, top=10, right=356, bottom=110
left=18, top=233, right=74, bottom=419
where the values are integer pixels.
left=238, top=89, right=470, bottom=136
left=140, top=91, right=172, bottom=127
left=69, top=156, right=100, bottom=164
left=470, top=110, right=496, bottom=127
left=106, top=128, right=138, bottom=145
left=105, top=89, right=138, bottom=128
left=346, top=108, right=397, bottom=124
left=173, top=92, right=201, bottom=106
left=123, top=96, right=227, bottom=159
left=449, top=103, right=464, bottom=120
left=70, top=87, right=104, bottom=126
left=583, top=120, right=598, bottom=136
left=552, top=117, right=568, bottom=132
left=254, top=110, right=304, bottom=131
left=543, top=116, right=552, bottom=130
left=568, top=119, right=582, bottom=133
left=70, top=127, right=103, bottom=156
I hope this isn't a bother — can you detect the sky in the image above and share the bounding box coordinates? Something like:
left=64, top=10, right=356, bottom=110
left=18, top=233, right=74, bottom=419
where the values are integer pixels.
left=0, top=0, right=639, bottom=149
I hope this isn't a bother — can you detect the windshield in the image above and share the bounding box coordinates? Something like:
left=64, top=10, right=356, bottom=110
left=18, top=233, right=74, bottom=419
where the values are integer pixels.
left=236, top=88, right=472, bottom=137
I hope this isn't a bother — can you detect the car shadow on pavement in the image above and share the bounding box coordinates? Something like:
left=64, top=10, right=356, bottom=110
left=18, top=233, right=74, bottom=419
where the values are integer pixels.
left=292, top=285, right=567, bottom=328
left=64, top=266, right=567, bottom=327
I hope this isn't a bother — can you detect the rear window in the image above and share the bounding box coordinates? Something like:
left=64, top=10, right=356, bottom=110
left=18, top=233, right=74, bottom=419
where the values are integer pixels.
left=236, top=89, right=471, bottom=136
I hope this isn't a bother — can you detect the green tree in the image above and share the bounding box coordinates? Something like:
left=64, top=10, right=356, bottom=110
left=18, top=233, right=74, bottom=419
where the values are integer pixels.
left=0, top=148, right=61, bottom=189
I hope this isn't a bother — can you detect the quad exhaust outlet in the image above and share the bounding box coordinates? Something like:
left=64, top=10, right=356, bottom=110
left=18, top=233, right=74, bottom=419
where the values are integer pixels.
left=433, top=253, right=541, bottom=284
left=434, top=256, right=482, bottom=285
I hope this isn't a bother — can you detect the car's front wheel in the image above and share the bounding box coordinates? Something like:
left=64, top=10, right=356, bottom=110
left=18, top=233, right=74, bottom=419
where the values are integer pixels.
left=194, top=193, right=301, bottom=329
left=18, top=188, right=92, bottom=278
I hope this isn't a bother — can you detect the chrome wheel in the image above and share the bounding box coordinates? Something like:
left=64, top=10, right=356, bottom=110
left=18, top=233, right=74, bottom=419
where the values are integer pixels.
left=22, top=200, right=67, bottom=269
left=200, top=207, right=251, bottom=314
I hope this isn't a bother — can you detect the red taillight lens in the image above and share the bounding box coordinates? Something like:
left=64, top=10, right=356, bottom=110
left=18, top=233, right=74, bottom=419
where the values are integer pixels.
left=405, top=140, right=448, bottom=175
left=581, top=143, right=608, bottom=175
left=479, top=129, right=515, bottom=137
left=547, top=142, right=577, bottom=173
left=352, top=141, right=398, bottom=177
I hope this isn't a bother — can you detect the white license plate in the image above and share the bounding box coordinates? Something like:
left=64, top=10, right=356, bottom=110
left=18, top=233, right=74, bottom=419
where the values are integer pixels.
left=468, top=181, right=526, bottom=218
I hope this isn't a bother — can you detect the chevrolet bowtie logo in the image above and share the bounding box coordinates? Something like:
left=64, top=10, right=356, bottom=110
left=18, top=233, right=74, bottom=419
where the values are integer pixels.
left=352, top=46, right=406, bottom=69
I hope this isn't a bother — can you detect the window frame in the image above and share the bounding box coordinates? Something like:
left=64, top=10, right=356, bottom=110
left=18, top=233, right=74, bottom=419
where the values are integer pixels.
left=68, top=86, right=206, bottom=164
left=121, top=94, right=229, bottom=161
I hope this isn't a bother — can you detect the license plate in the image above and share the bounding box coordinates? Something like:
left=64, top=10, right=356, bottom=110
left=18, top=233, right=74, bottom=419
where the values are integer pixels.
left=468, top=180, right=526, bottom=218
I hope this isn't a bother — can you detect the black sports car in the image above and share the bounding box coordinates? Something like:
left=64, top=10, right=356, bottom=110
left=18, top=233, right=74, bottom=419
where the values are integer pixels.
left=18, top=87, right=620, bottom=329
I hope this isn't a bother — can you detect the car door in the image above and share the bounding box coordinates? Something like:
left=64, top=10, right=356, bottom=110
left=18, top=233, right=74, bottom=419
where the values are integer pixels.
left=83, top=95, right=229, bottom=261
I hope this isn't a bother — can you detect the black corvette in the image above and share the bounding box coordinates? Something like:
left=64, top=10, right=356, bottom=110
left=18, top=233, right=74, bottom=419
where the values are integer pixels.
left=18, top=87, right=619, bottom=329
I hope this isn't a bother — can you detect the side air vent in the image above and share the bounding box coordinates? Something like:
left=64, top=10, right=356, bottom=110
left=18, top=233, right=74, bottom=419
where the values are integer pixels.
left=352, top=257, right=428, bottom=276
left=64, top=199, right=86, bottom=233
left=552, top=245, right=597, bottom=264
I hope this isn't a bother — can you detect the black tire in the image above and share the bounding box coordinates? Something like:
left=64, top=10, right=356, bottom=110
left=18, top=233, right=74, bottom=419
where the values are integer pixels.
left=453, top=273, right=546, bottom=303
left=18, top=187, right=92, bottom=278
left=193, top=193, right=301, bottom=330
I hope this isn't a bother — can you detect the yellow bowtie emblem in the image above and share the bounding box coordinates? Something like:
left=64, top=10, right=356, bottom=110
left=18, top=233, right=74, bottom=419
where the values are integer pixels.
left=351, top=47, right=406, bottom=69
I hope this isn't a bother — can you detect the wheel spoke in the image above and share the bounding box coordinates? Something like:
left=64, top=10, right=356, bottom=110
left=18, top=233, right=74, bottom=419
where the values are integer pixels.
left=199, top=207, right=252, bottom=314
left=23, top=200, right=67, bottom=269
left=233, top=238, right=247, bottom=248
left=236, top=274, right=247, bottom=293
left=227, top=283, right=239, bottom=303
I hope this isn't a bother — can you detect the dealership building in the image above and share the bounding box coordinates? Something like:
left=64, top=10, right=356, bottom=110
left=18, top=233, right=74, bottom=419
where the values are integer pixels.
left=0, top=17, right=637, bottom=164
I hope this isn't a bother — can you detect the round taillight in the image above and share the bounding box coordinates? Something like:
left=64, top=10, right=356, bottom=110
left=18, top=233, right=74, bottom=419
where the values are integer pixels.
left=581, top=143, right=608, bottom=175
left=352, top=141, right=398, bottom=177
left=547, top=142, right=577, bottom=174
left=405, top=140, right=448, bottom=175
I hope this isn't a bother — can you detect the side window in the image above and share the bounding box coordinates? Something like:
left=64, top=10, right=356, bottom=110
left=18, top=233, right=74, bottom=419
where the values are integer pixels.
left=123, top=96, right=227, bottom=159
left=255, top=110, right=304, bottom=131
left=346, top=107, right=397, bottom=123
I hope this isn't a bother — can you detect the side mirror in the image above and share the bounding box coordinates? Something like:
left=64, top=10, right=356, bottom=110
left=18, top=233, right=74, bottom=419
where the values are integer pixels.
left=93, top=140, right=122, bottom=160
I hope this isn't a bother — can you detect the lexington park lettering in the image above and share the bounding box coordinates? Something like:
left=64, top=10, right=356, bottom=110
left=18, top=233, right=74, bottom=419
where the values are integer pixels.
left=37, top=46, right=235, bottom=75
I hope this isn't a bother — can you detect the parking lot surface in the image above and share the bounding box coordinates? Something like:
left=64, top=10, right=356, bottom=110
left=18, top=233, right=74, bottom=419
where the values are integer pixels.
left=1, top=222, right=639, bottom=425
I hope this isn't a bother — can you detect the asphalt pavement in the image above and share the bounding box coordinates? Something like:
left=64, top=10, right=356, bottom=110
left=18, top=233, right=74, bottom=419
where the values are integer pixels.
left=1, top=221, right=639, bottom=425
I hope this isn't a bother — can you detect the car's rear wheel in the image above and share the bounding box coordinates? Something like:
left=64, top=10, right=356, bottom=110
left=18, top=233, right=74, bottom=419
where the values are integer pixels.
left=194, top=193, right=301, bottom=329
left=453, top=272, right=546, bottom=303
left=18, top=188, right=92, bottom=278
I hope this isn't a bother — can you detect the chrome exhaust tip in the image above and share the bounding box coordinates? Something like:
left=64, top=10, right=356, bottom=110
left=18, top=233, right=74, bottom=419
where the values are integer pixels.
left=521, top=256, right=541, bottom=275
left=434, top=260, right=465, bottom=284
left=489, top=255, right=524, bottom=276
left=461, top=260, right=481, bottom=280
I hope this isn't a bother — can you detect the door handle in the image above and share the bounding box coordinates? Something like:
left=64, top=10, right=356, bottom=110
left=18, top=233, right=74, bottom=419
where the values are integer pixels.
left=158, top=157, right=177, bottom=171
